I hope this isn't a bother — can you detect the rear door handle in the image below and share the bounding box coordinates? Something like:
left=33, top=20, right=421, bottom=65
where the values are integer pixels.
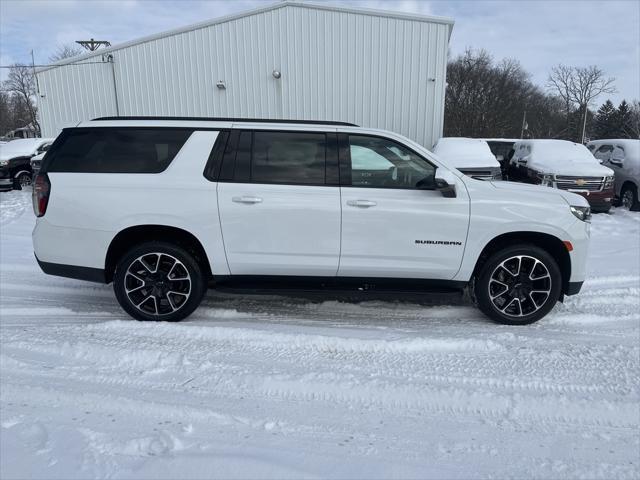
left=232, top=196, right=263, bottom=204
left=347, top=199, right=377, bottom=208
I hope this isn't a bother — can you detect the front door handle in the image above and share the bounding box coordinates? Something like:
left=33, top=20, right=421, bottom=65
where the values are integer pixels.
left=232, top=196, right=263, bottom=204
left=347, top=199, right=377, bottom=208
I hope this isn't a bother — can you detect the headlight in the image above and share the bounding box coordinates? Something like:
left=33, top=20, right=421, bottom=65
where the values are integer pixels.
left=604, top=176, right=614, bottom=189
left=570, top=205, right=591, bottom=222
left=0, top=160, right=8, bottom=167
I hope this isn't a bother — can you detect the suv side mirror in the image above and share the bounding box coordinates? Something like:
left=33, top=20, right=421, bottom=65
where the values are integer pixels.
left=610, top=158, right=623, bottom=167
left=434, top=170, right=457, bottom=198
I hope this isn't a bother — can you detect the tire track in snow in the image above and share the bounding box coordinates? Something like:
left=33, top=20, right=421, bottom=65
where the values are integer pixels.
left=2, top=321, right=637, bottom=431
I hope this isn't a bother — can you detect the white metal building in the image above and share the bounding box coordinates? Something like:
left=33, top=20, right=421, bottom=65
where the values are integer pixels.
left=36, top=1, right=453, bottom=148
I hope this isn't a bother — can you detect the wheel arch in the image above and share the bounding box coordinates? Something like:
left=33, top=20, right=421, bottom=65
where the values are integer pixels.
left=472, top=231, right=572, bottom=295
left=105, top=225, right=212, bottom=283
left=621, top=180, right=638, bottom=194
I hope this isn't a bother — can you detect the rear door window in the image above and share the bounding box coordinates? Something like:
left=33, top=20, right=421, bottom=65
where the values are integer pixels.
left=45, top=128, right=193, bottom=173
left=250, top=131, right=327, bottom=185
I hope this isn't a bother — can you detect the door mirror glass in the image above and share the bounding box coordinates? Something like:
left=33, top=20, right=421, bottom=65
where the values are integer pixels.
left=416, top=175, right=435, bottom=189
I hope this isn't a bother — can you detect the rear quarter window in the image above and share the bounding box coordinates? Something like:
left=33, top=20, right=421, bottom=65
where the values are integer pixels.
left=45, top=128, right=193, bottom=173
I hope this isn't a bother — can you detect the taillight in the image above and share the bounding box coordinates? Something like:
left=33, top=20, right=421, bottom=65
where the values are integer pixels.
left=33, top=173, right=50, bottom=217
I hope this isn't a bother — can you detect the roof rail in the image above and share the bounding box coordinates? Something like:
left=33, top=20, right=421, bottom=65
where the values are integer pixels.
left=91, top=116, right=359, bottom=127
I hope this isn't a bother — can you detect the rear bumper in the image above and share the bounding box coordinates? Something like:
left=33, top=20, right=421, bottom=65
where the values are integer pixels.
left=35, top=254, right=107, bottom=283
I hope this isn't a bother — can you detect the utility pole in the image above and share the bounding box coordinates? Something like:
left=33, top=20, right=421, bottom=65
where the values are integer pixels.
left=580, top=103, right=588, bottom=144
left=76, top=39, right=111, bottom=52
left=30, top=50, right=42, bottom=136
left=520, top=110, right=528, bottom=139
left=30, top=50, right=40, bottom=96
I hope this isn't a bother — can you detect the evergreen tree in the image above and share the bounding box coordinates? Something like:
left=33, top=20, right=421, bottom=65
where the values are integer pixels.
left=613, top=100, right=633, bottom=138
left=592, top=100, right=616, bottom=139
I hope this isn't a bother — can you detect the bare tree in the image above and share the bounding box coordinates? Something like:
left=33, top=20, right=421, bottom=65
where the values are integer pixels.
left=444, top=49, right=565, bottom=140
left=547, top=65, right=574, bottom=137
left=3, top=64, right=40, bottom=136
left=49, top=44, right=84, bottom=62
left=548, top=65, right=616, bottom=142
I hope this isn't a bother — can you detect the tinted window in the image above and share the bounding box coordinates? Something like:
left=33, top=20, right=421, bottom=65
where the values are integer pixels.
left=251, top=131, right=326, bottom=185
left=47, top=128, right=192, bottom=173
left=596, top=144, right=613, bottom=153
left=348, top=135, right=435, bottom=189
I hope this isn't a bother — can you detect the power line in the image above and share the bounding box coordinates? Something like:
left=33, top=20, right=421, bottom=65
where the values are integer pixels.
left=0, top=61, right=112, bottom=68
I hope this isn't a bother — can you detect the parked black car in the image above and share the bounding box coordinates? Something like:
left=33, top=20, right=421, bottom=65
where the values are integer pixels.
left=0, top=138, right=53, bottom=191
left=482, top=139, right=518, bottom=178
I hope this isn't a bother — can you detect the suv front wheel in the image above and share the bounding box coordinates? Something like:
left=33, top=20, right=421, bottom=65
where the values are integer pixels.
left=474, top=245, right=562, bottom=325
left=621, top=183, right=640, bottom=211
left=113, top=242, right=206, bottom=321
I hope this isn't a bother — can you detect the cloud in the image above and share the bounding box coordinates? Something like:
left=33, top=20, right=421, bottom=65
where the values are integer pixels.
left=1, top=0, right=638, bottom=104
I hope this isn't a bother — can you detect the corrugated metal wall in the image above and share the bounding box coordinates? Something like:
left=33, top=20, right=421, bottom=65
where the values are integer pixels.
left=37, top=3, right=451, bottom=148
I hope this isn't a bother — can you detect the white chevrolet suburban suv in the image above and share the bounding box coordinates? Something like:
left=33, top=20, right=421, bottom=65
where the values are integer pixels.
left=33, top=117, right=591, bottom=325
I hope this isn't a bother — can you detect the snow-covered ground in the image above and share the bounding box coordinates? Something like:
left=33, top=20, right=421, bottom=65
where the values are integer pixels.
left=1, top=190, right=639, bottom=479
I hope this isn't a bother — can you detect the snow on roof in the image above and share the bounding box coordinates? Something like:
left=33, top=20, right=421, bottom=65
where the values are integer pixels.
left=0, top=138, right=53, bottom=160
left=432, top=137, right=500, bottom=168
left=480, top=138, right=521, bottom=143
left=588, top=139, right=640, bottom=159
left=516, top=140, right=596, bottom=161
left=513, top=139, right=613, bottom=176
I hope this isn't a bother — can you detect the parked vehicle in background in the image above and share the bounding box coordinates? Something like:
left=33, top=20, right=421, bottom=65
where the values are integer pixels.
left=432, top=138, right=502, bottom=180
left=482, top=138, right=518, bottom=177
left=0, top=138, right=53, bottom=191
left=509, top=139, right=615, bottom=213
left=587, top=139, right=640, bottom=211
left=30, top=143, right=52, bottom=177
left=33, top=117, right=591, bottom=325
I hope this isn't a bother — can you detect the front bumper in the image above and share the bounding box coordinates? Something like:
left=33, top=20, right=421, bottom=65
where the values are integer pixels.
left=568, top=189, right=614, bottom=212
left=0, top=169, right=12, bottom=190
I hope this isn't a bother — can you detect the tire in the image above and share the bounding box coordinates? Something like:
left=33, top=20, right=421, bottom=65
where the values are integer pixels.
left=474, top=244, right=563, bottom=325
left=113, top=241, right=206, bottom=321
left=620, top=183, right=640, bottom=211
left=14, top=172, right=32, bottom=190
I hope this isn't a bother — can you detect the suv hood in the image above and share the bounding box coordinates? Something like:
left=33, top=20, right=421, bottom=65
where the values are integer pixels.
left=530, top=158, right=613, bottom=177
left=490, top=180, right=589, bottom=207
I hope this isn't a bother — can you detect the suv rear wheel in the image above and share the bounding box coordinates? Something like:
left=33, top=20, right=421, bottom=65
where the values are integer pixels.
left=474, top=245, right=562, bottom=325
left=113, top=242, right=206, bottom=321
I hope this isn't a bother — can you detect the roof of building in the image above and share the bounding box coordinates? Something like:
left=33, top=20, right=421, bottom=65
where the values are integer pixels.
left=37, top=1, right=454, bottom=73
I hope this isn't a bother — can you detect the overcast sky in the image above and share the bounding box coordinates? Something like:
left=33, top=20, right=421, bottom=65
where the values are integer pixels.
left=1, top=0, right=638, bottom=105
